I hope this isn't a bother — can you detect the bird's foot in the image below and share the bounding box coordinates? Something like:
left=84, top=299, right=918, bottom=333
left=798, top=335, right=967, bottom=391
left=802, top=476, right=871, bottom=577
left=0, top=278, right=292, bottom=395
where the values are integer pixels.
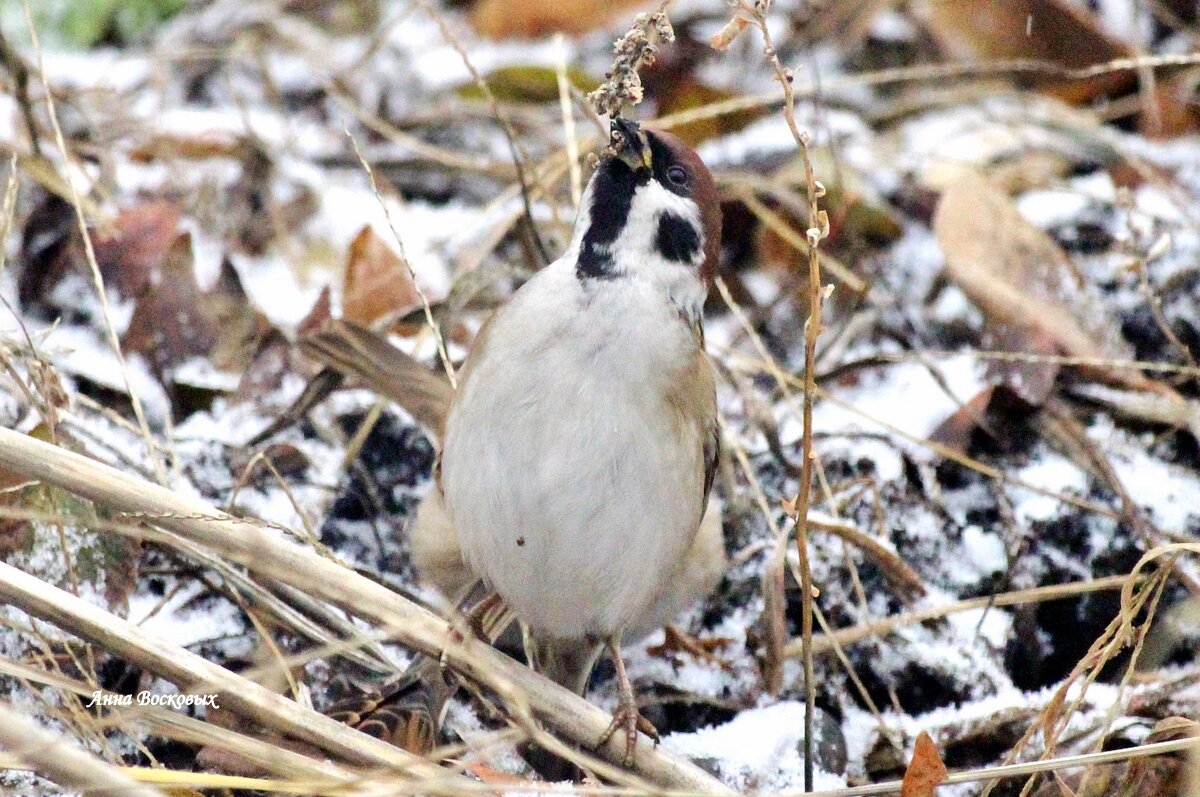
left=597, top=695, right=659, bottom=767
left=595, top=637, right=658, bottom=767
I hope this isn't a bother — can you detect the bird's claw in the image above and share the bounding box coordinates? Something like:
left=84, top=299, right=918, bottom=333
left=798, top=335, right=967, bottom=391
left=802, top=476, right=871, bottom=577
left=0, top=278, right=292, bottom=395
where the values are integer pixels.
left=597, top=695, right=659, bottom=767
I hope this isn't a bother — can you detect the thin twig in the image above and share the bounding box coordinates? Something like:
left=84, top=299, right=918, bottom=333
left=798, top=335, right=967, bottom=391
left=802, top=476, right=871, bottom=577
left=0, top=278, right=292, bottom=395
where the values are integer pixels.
left=0, top=27, right=42, bottom=157
left=734, top=0, right=830, bottom=789
left=782, top=574, right=1132, bottom=659
left=410, top=0, right=552, bottom=265
left=19, top=1, right=166, bottom=483
left=345, top=129, right=458, bottom=389
left=0, top=702, right=166, bottom=797
left=0, top=427, right=731, bottom=793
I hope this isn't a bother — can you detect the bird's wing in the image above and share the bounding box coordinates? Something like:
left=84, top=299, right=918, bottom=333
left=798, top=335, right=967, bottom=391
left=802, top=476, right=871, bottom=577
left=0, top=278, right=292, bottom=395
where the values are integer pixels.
left=665, top=347, right=720, bottom=523
left=702, top=416, right=719, bottom=515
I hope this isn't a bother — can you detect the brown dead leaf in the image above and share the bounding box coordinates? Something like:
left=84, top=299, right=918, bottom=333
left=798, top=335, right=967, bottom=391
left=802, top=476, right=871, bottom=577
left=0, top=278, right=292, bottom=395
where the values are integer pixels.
left=935, top=172, right=1200, bottom=439
left=916, top=0, right=1133, bottom=105
left=934, top=171, right=1155, bottom=402
left=1145, top=70, right=1200, bottom=138
left=123, top=233, right=267, bottom=378
left=464, top=761, right=537, bottom=786
left=901, top=731, right=948, bottom=797
left=653, top=80, right=762, bottom=146
left=930, top=385, right=998, bottom=453
left=342, top=226, right=422, bottom=328
left=233, top=329, right=297, bottom=406
left=127, top=132, right=246, bottom=163
left=298, top=285, right=332, bottom=337
left=1147, top=716, right=1200, bottom=744
left=18, top=197, right=181, bottom=312
left=92, top=201, right=182, bottom=298
left=470, top=0, right=651, bottom=39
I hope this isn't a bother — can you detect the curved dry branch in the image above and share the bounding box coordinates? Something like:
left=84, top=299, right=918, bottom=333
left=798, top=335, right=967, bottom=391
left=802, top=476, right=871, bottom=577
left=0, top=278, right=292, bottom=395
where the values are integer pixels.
left=0, top=426, right=730, bottom=794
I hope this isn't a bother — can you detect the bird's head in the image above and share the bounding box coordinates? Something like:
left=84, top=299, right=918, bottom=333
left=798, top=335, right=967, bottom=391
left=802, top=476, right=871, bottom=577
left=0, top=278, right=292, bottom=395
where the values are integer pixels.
left=571, top=118, right=721, bottom=319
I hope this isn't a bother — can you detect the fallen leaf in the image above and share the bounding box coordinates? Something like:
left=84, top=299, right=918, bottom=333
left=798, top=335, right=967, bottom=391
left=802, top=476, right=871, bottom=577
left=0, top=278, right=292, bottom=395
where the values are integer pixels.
left=233, top=328, right=299, bottom=406
left=929, top=385, right=998, bottom=453
left=464, top=761, right=537, bottom=786
left=92, top=200, right=182, bottom=298
left=127, top=131, right=246, bottom=163
left=455, top=64, right=594, bottom=104
left=18, top=197, right=181, bottom=312
left=901, top=731, right=948, bottom=797
left=342, top=226, right=422, bottom=328
left=655, top=80, right=765, bottom=146
left=1070, top=383, right=1200, bottom=440
left=470, top=0, right=652, bottom=39
left=297, top=285, right=332, bottom=337
left=934, top=171, right=1150, bottom=402
left=122, top=233, right=267, bottom=379
left=915, top=0, right=1133, bottom=106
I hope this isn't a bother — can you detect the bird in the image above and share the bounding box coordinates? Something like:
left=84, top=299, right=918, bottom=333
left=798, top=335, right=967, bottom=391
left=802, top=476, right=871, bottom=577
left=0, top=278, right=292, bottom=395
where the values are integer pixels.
left=302, top=316, right=727, bottom=766
left=438, top=116, right=723, bottom=766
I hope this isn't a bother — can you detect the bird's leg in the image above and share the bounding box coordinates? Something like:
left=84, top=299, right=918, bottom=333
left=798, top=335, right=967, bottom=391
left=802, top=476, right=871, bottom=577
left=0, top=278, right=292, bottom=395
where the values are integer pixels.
left=596, top=636, right=659, bottom=767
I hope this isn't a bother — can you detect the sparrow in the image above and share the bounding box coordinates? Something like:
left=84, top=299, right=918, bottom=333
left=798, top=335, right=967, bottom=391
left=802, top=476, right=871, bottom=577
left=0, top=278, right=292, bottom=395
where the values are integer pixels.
left=439, top=117, right=722, bottom=765
left=302, top=318, right=727, bottom=764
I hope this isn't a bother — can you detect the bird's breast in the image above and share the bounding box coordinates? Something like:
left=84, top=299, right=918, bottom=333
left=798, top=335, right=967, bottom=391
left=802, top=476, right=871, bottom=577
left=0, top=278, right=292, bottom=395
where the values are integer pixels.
left=440, top=268, right=710, bottom=639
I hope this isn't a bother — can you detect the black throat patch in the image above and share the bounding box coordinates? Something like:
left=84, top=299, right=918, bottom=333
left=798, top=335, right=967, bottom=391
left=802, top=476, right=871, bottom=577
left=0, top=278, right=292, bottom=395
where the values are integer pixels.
left=576, top=161, right=644, bottom=280
left=655, top=212, right=702, bottom=264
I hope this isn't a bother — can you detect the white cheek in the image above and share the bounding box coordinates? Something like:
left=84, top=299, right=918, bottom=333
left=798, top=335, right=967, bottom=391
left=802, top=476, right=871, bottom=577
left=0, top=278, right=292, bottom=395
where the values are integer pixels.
left=622, top=184, right=702, bottom=255
left=609, top=184, right=707, bottom=314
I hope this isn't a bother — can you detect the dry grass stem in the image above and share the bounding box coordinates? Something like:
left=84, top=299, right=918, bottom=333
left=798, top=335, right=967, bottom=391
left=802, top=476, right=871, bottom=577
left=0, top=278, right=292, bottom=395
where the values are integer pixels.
left=20, top=0, right=165, bottom=483
left=0, top=559, right=460, bottom=786
left=345, top=130, right=458, bottom=388
left=730, top=0, right=831, bottom=788
left=0, top=702, right=167, bottom=797
left=0, top=427, right=730, bottom=793
left=783, top=574, right=1131, bottom=659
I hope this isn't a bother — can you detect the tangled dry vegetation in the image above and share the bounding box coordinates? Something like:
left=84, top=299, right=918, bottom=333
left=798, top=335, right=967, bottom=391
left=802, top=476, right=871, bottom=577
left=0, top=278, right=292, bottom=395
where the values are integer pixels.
left=1, top=0, right=1200, bottom=795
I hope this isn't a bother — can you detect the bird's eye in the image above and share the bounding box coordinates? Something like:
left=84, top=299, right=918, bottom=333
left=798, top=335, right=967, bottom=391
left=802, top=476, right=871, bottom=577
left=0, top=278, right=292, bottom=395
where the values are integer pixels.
left=666, top=165, right=689, bottom=187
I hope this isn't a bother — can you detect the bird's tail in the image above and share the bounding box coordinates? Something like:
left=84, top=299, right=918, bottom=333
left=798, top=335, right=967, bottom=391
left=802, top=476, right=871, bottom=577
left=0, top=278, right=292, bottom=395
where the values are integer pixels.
left=523, top=630, right=604, bottom=695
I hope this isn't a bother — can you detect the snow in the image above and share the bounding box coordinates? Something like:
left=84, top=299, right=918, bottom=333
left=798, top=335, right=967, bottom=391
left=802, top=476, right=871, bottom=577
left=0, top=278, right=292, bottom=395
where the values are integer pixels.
left=40, top=324, right=171, bottom=425
left=1097, top=426, right=1200, bottom=532
left=127, top=581, right=245, bottom=649
left=229, top=251, right=327, bottom=328
left=960, top=525, right=1007, bottom=579
left=663, top=701, right=846, bottom=792
left=809, top=354, right=985, bottom=443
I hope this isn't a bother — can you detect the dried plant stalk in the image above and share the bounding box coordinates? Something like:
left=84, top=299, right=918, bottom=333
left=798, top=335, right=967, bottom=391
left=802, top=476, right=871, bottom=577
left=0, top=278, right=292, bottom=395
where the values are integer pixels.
left=723, top=0, right=831, bottom=789
left=0, top=702, right=166, bottom=797
left=0, top=427, right=730, bottom=794
left=0, top=559, right=457, bottom=786
left=587, top=2, right=674, bottom=118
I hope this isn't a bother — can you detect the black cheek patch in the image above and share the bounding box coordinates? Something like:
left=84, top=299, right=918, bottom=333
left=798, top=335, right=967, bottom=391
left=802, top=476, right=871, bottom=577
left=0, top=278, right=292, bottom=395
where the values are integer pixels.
left=655, top=213, right=702, bottom=264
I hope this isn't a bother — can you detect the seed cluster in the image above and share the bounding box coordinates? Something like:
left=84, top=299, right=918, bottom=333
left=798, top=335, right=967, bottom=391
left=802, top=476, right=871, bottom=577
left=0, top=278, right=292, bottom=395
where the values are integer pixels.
left=586, top=9, right=675, bottom=120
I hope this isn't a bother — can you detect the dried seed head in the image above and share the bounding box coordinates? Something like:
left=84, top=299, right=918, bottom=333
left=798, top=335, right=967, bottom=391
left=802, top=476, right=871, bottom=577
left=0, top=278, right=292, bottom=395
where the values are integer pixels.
left=586, top=9, right=675, bottom=119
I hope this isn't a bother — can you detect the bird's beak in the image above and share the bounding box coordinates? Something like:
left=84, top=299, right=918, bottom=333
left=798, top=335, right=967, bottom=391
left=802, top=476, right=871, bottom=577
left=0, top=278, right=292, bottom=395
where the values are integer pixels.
left=611, top=117, right=652, bottom=174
